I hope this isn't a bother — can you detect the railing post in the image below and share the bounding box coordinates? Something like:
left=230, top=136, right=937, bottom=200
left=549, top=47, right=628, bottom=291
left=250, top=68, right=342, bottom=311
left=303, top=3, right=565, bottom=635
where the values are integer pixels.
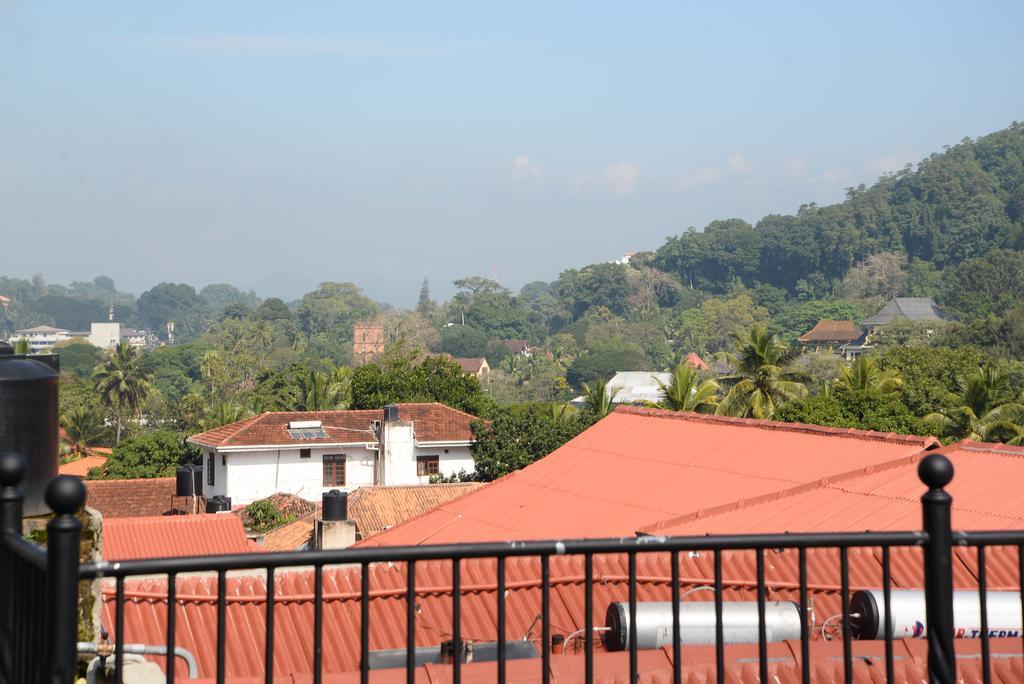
left=919, top=453, right=955, bottom=684
left=0, top=451, right=28, bottom=684
left=45, top=475, right=86, bottom=684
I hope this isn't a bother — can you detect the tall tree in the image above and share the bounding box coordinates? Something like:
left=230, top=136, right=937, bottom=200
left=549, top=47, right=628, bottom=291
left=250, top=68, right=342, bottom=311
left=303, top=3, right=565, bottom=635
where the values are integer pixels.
left=60, top=406, right=109, bottom=454
left=92, top=341, right=154, bottom=443
left=716, top=326, right=808, bottom=419
left=835, top=356, right=903, bottom=395
left=416, top=278, right=436, bottom=317
left=581, top=378, right=620, bottom=418
left=924, top=368, right=1024, bottom=444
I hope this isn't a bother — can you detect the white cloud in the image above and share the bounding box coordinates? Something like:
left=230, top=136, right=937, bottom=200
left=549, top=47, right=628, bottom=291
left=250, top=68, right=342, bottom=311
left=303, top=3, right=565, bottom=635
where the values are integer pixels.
left=571, top=161, right=640, bottom=196
left=604, top=162, right=639, bottom=195
left=868, top=148, right=919, bottom=176
left=510, top=155, right=545, bottom=183
left=673, top=153, right=752, bottom=191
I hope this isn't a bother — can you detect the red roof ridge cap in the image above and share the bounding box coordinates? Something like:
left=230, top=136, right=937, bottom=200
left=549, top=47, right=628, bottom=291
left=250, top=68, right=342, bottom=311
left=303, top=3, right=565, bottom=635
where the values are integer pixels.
left=613, top=405, right=938, bottom=446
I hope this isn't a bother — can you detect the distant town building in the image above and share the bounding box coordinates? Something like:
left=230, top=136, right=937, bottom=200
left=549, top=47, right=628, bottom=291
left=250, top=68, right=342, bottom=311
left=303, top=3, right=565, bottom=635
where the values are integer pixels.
left=9, top=325, right=72, bottom=352
left=353, top=321, right=385, bottom=364
left=862, top=297, right=953, bottom=332
left=501, top=339, right=532, bottom=356
left=88, top=322, right=152, bottom=349
left=0, top=295, right=10, bottom=309
left=611, top=252, right=636, bottom=265
left=452, top=357, right=490, bottom=381
left=798, top=320, right=865, bottom=354
left=188, top=403, right=479, bottom=505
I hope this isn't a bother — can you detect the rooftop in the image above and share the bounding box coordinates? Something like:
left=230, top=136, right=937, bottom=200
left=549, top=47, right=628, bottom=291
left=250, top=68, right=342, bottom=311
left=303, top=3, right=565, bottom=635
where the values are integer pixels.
left=13, top=325, right=70, bottom=334
left=356, top=406, right=937, bottom=547
left=85, top=477, right=184, bottom=518
left=188, top=403, right=479, bottom=449
left=862, top=297, right=952, bottom=326
left=797, top=319, right=863, bottom=342
left=101, top=514, right=258, bottom=560
left=57, top=454, right=109, bottom=478
left=452, top=357, right=487, bottom=374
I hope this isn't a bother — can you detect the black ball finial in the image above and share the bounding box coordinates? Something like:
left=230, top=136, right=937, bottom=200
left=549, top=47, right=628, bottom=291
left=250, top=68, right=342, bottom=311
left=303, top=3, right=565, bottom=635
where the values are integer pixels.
left=44, top=475, right=86, bottom=516
left=0, top=451, right=27, bottom=488
left=918, top=453, right=954, bottom=490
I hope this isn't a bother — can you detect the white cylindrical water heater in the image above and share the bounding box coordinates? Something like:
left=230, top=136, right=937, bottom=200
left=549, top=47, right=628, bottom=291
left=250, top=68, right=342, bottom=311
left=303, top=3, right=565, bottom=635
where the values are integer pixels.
left=849, top=589, right=1023, bottom=640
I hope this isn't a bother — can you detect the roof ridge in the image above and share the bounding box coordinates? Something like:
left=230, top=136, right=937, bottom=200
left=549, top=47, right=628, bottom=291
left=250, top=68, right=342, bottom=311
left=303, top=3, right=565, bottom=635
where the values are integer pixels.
left=935, top=439, right=1024, bottom=457
left=612, top=406, right=939, bottom=446
left=639, top=452, right=926, bottom=534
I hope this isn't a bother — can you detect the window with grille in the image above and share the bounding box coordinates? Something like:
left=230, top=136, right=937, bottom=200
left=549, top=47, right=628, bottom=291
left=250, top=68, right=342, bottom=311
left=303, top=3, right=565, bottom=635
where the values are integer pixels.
left=417, top=455, right=439, bottom=476
left=207, top=452, right=215, bottom=486
left=323, top=454, right=346, bottom=487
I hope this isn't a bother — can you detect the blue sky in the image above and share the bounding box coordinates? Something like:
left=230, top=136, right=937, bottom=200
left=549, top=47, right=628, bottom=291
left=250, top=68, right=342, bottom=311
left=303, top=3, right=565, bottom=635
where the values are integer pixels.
left=2, top=2, right=1022, bottom=306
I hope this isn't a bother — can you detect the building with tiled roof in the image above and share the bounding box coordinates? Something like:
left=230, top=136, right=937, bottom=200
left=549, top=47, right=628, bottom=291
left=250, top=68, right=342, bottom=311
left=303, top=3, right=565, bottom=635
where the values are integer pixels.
left=187, top=403, right=480, bottom=505
left=101, top=514, right=259, bottom=560
left=452, top=356, right=490, bottom=380
left=261, top=482, right=484, bottom=551
left=84, top=477, right=186, bottom=518
left=862, top=296, right=954, bottom=330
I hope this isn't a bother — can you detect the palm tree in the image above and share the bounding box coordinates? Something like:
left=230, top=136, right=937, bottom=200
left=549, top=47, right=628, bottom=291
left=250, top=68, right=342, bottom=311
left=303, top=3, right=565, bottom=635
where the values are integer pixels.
left=715, top=325, right=808, bottom=419
left=92, top=341, right=153, bottom=444
left=924, top=368, right=1024, bottom=444
left=581, top=378, right=620, bottom=418
left=60, top=406, right=108, bottom=454
left=294, top=365, right=352, bottom=411
left=200, top=402, right=253, bottom=431
left=543, top=402, right=576, bottom=424
left=657, top=363, right=719, bottom=413
left=12, top=338, right=29, bottom=354
left=835, top=356, right=903, bottom=395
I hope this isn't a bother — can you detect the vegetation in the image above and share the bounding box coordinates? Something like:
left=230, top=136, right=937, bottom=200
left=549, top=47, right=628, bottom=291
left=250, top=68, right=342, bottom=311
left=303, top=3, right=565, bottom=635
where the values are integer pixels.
left=244, top=499, right=296, bottom=533
left=4, top=122, right=1024, bottom=481
left=86, top=431, right=198, bottom=480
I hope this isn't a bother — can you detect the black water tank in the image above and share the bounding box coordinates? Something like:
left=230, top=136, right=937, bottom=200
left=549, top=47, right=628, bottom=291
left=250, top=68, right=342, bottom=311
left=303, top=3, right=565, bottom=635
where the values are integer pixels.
left=205, top=495, right=232, bottom=513
left=383, top=404, right=399, bottom=422
left=192, top=465, right=204, bottom=496
left=322, top=489, right=348, bottom=521
left=175, top=465, right=194, bottom=496
left=0, top=344, right=59, bottom=517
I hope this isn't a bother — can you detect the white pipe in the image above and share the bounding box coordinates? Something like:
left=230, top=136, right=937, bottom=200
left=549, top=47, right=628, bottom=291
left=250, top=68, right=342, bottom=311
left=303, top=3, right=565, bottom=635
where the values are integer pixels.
left=78, top=641, right=200, bottom=679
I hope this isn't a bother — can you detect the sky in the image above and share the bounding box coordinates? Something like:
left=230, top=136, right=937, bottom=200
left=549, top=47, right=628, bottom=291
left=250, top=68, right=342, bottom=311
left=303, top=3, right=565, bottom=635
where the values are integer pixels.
left=2, top=2, right=1023, bottom=306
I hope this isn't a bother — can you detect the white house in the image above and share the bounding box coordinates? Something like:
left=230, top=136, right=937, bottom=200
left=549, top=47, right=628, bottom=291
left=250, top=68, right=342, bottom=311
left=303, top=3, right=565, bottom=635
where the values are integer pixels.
left=570, top=370, right=672, bottom=408
left=187, top=403, right=480, bottom=506
left=9, top=325, right=73, bottom=352
left=88, top=322, right=151, bottom=349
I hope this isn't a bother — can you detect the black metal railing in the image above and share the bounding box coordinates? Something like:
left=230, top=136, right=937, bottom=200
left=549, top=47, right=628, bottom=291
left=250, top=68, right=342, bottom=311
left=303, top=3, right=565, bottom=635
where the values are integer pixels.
left=0, top=449, right=1020, bottom=684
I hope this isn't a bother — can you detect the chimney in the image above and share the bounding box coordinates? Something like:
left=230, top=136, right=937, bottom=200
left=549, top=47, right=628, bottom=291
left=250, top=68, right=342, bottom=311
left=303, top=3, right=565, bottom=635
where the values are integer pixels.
left=314, top=490, right=357, bottom=550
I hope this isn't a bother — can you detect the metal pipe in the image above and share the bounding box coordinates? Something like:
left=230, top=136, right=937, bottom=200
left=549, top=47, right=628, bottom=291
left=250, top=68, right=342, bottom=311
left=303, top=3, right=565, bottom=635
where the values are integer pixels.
left=77, top=641, right=201, bottom=679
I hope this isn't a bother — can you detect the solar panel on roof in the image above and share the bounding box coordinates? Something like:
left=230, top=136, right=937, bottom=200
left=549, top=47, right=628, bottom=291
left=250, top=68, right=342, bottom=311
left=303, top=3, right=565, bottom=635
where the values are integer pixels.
left=287, top=428, right=328, bottom=440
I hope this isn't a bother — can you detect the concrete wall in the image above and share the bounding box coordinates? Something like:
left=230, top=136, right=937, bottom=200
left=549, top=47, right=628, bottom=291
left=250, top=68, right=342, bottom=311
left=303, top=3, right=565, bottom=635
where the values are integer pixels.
left=89, top=322, right=120, bottom=349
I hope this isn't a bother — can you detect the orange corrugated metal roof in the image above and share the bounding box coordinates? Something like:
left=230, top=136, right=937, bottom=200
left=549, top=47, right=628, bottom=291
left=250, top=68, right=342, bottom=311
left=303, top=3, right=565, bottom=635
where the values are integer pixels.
left=100, top=545, right=1022, bottom=681
left=58, top=454, right=108, bottom=477
left=101, top=514, right=257, bottom=560
left=189, top=403, right=478, bottom=449
left=642, top=440, right=1024, bottom=536
left=356, top=407, right=936, bottom=547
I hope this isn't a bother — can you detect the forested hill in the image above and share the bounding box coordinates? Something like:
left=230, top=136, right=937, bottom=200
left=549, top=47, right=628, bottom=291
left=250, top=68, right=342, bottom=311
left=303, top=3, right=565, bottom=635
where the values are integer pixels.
left=652, top=122, right=1024, bottom=297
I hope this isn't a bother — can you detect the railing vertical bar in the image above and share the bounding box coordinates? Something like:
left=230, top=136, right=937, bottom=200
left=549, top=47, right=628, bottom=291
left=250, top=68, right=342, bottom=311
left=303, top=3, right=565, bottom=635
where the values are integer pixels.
left=671, top=549, right=681, bottom=684
left=628, top=551, right=638, bottom=684
left=714, top=549, right=724, bottom=684
left=406, top=560, right=416, bottom=684
left=498, top=556, right=507, bottom=684
left=452, top=559, right=462, bottom=684
left=1019, top=545, right=1024, bottom=673
left=882, top=546, right=894, bottom=684
left=217, top=569, right=227, bottom=684
left=542, top=554, right=551, bottom=684
left=798, top=547, right=810, bottom=684
left=756, top=548, right=767, bottom=683
left=840, top=547, right=852, bottom=684
left=313, top=562, right=323, bottom=684
left=265, top=566, right=276, bottom=684
left=585, top=552, right=594, bottom=684
left=166, top=572, right=177, bottom=684
left=115, top=576, right=125, bottom=684
left=360, top=561, right=370, bottom=684
left=978, top=546, right=990, bottom=684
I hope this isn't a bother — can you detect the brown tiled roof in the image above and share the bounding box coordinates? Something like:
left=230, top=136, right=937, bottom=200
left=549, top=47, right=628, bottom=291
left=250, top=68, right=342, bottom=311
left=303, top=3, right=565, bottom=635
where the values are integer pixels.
left=452, top=357, right=485, bottom=373
left=259, top=483, right=484, bottom=551
left=85, top=478, right=184, bottom=518
left=797, top=319, right=863, bottom=342
left=188, top=403, right=478, bottom=448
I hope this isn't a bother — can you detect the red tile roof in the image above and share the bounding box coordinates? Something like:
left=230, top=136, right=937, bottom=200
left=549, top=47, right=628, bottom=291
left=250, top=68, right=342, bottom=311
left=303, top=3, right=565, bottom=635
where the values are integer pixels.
left=356, top=406, right=937, bottom=547
left=101, top=514, right=258, bottom=561
left=85, top=478, right=185, bottom=518
left=641, top=440, right=1024, bottom=536
left=798, top=319, right=863, bottom=343
left=260, top=483, right=485, bottom=551
left=188, top=403, right=478, bottom=449
left=684, top=351, right=709, bottom=370
left=452, top=357, right=486, bottom=374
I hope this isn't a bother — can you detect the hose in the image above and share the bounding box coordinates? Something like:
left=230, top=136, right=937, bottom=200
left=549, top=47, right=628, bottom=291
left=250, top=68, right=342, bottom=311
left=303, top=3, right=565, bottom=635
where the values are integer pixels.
left=78, top=641, right=200, bottom=679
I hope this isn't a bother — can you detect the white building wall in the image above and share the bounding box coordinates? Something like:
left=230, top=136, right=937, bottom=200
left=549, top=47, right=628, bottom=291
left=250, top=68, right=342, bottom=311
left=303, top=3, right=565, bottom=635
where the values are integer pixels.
left=89, top=322, right=121, bottom=349
left=382, top=422, right=418, bottom=486
left=414, top=445, right=475, bottom=481
left=213, top=445, right=379, bottom=505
